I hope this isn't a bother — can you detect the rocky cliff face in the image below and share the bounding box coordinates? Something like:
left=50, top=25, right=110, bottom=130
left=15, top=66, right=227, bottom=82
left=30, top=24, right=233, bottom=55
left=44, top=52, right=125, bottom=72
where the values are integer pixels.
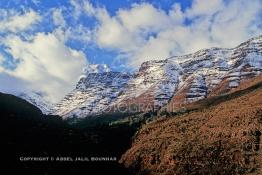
left=108, top=59, right=183, bottom=113
left=53, top=35, right=262, bottom=118
left=52, top=64, right=132, bottom=118
left=167, top=35, right=262, bottom=110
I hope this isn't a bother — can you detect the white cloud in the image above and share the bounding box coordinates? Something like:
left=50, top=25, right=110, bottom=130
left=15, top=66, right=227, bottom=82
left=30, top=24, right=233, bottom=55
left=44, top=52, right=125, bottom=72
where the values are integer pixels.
left=1, top=32, right=87, bottom=102
left=186, top=0, right=224, bottom=17
left=117, top=3, right=171, bottom=33
left=32, top=0, right=40, bottom=6
left=50, top=5, right=92, bottom=44
left=67, top=25, right=92, bottom=43
left=93, top=3, right=182, bottom=62
left=53, top=24, right=92, bottom=44
left=83, top=0, right=96, bottom=16
left=0, top=54, right=4, bottom=64
left=71, top=0, right=97, bottom=18
left=0, top=9, right=41, bottom=33
left=52, top=8, right=66, bottom=27
left=81, top=0, right=262, bottom=67
left=209, top=0, right=262, bottom=46
left=95, top=10, right=140, bottom=52
left=70, top=0, right=84, bottom=20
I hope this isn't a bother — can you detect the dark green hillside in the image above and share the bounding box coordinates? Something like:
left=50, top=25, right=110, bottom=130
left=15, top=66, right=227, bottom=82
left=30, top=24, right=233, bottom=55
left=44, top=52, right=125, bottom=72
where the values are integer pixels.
left=0, top=92, right=42, bottom=117
left=0, top=92, right=136, bottom=175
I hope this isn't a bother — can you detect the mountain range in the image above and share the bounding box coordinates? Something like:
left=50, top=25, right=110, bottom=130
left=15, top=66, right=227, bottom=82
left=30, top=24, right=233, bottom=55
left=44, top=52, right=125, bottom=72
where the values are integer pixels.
left=17, top=35, right=262, bottom=119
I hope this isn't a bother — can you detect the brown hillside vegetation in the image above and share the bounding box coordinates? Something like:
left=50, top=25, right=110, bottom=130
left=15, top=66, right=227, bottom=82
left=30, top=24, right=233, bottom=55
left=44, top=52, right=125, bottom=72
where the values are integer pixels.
left=120, top=78, right=262, bottom=175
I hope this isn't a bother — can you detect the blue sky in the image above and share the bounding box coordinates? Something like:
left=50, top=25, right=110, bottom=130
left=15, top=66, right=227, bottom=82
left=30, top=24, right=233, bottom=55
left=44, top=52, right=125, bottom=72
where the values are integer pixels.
left=0, top=0, right=261, bottom=102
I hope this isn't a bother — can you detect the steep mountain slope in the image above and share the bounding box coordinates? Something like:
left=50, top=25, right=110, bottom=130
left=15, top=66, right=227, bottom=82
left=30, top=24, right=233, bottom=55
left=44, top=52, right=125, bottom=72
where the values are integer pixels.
left=167, top=36, right=262, bottom=110
left=53, top=35, right=262, bottom=118
left=52, top=64, right=132, bottom=118
left=18, top=91, right=52, bottom=114
left=120, top=77, right=262, bottom=175
left=108, top=59, right=183, bottom=112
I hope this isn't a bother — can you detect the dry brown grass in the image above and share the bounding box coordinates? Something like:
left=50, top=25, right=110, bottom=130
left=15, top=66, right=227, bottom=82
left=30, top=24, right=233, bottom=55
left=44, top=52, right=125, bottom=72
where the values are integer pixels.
left=120, top=78, right=262, bottom=175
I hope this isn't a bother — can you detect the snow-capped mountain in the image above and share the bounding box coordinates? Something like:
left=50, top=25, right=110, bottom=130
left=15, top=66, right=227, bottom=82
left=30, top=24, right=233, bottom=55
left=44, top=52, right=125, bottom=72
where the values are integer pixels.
left=52, top=64, right=132, bottom=118
left=18, top=91, right=53, bottom=115
left=168, top=35, right=262, bottom=108
left=53, top=35, right=262, bottom=118
left=108, top=59, right=183, bottom=111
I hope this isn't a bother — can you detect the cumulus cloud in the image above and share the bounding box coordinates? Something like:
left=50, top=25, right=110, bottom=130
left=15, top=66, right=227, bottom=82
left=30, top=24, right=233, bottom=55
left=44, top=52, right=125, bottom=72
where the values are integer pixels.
left=0, top=6, right=90, bottom=103
left=1, top=33, right=87, bottom=102
left=51, top=6, right=92, bottom=44
left=93, top=3, right=179, bottom=55
left=81, top=0, right=262, bottom=67
left=186, top=0, right=224, bottom=17
left=0, top=9, right=41, bottom=33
